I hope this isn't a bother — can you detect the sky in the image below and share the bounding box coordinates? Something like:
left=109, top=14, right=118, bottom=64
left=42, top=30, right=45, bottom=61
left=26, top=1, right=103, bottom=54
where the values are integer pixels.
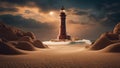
left=0, top=0, right=120, bottom=41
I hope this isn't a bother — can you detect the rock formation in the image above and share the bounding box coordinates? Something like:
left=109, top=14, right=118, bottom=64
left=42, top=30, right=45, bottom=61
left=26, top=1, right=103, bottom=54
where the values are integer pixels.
left=32, top=40, right=48, bottom=48
left=113, top=23, right=120, bottom=34
left=0, top=22, right=48, bottom=55
left=24, top=32, right=36, bottom=39
left=18, top=36, right=33, bottom=42
left=12, top=41, right=36, bottom=51
left=90, top=23, right=120, bottom=52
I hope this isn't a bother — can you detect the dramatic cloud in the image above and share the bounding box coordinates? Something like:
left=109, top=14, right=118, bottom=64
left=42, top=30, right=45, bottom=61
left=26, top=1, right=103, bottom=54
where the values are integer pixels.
left=0, top=7, right=18, bottom=12
left=0, top=0, right=120, bottom=41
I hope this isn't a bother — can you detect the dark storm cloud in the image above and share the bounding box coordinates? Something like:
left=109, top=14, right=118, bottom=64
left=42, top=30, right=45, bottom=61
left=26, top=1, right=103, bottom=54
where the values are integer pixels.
left=0, top=0, right=120, bottom=26
left=0, top=7, right=18, bottom=12
left=0, top=14, right=53, bottom=29
left=71, top=9, right=90, bottom=16
left=0, top=0, right=60, bottom=12
left=0, top=0, right=103, bottom=11
left=76, top=11, right=88, bottom=15
left=93, top=0, right=120, bottom=27
left=0, top=0, right=28, bottom=5
left=63, top=0, right=120, bottom=27
left=66, top=0, right=120, bottom=27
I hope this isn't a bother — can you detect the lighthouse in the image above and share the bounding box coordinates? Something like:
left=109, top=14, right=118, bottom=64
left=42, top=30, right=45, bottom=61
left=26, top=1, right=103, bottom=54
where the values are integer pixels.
left=57, top=6, right=71, bottom=41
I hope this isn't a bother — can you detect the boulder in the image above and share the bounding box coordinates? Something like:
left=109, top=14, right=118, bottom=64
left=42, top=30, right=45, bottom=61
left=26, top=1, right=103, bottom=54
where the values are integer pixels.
left=18, top=36, right=33, bottom=42
left=113, top=23, right=120, bottom=34
left=106, top=32, right=119, bottom=40
left=0, top=22, right=24, bottom=41
left=13, top=41, right=36, bottom=51
left=32, top=40, right=48, bottom=48
left=24, top=32, right=36, bottom=39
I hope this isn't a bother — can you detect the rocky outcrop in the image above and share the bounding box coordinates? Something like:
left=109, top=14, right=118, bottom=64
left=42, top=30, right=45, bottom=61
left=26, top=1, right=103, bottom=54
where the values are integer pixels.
left=90, top=23, right=120, bottom=52
left=32, top=40, right=48, bottom=48
left=13, top=41, right=36, bottom=51
left=113, top=23, right=120, bottom=34
left=0, top=22, right=36, bottom=41
left=0, top=23, right=19, bottom=41
left=24, top=32, right=36, bottom=40
left=90, top=33, right=113, bottom=50
left=0, top=22, right=48, bottom=55
left=18, top=36, right=33, bottom=42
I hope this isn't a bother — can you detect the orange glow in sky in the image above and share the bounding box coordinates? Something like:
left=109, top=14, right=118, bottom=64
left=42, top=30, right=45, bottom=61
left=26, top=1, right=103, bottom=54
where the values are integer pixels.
left=49, top=11, right=54, bottom=15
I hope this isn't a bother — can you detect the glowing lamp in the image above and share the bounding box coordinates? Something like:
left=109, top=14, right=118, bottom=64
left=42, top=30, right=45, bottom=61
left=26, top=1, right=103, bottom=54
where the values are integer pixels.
left=60, top=10, right=65, bottom=13
left=60, top=6, right=66, bottom=13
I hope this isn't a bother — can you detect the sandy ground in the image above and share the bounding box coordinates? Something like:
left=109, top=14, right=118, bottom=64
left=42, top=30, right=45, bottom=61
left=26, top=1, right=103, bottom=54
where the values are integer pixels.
left=0, top=44, right=120, bottom=68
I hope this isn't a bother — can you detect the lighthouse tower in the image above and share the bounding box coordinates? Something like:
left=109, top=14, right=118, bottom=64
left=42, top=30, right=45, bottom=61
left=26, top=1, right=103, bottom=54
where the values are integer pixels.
left=58, top=6, right=71, bottom=41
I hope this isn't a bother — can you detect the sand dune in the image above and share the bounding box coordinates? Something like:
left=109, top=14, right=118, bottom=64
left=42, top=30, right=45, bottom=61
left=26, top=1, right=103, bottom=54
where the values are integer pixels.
left=0, top=44, right=120, bottom=68
left=101, top=43, right=120, bottom=53
left=0, top=41, right=23, bottom=55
